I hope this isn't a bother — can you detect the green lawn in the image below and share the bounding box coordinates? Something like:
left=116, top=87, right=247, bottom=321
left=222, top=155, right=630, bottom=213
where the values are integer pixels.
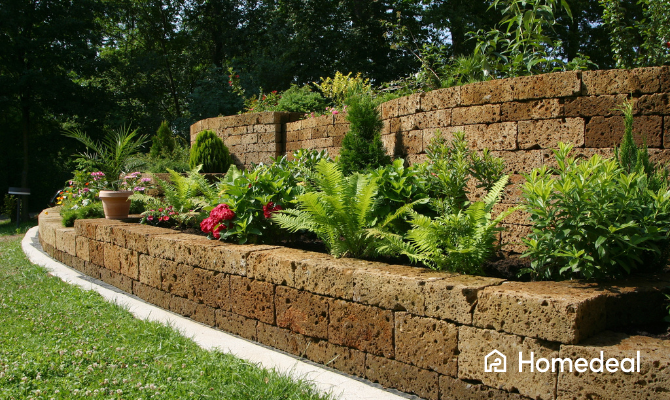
left=0, top=219, right=332, bottom=400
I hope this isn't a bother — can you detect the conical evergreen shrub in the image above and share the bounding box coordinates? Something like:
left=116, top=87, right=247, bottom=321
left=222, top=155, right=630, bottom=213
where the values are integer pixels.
left=338, top=94, right=390, bottom=175
left=150, top=121, right=176, bottom=158
left=189, top=130, right=232, bottom=173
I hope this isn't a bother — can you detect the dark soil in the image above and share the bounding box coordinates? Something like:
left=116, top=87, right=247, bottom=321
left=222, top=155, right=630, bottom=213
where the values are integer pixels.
left=618, top=321, right=670, bottom=340
left=482, top=255, right=532, bottom=281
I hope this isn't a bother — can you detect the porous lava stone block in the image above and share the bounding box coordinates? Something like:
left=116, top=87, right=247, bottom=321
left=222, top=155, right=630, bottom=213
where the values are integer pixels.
left=132, top=281, right=171, bottom=310
left=199, top=242, right=278, bottom=276
left=395, top=312, right=459, bottom=376
left=557, top=332, right=670, bottom=400
left=55, top=227, right=76, bottom=255
left=303, top=339, right=366, bottom=377
left=75, top=236, right=89, bottom=262
left=230, top=275, right=275, bottom=324
left=215, top=310, right=258, bottom=341
left=104, top=243, right=139, bottom=279
left=563, top=95, right=627, bottom=117
left=512, top=71, right=581, bottom=100
left=423, top=274, right=503, bottom=325
left=98, top=268, right=134, bottom=294
left=257, top=323, right=309, bottom=356
left=636, top=93, right=670, bottom=115
left=110, top=224, right=180, bottom=254
left=352, top=264, right=445, bottom=315
left=501, top=98, right=563, bottom=121
left=138, top=255, right=163, bottom=289
left=439, top=375, right=532, bottom=400
left=460, top=78, right=514, bottom=105
left=169, top=295, right=198, bottom=318
left=458, top=326, right=559, bottom=400
left=582, top=69, right=638, bottom=95
left=328, top=299, right=394, bottom=358
left=247, top=247, right=323, bottom=286
left=82, top=261, right=101, bottom=280
left=473, top=281, right=609, bottom=344
left=190, top=303, right=216, bottom=326
left=452, top=104, right=501, bottom=125
left=292, top=255, right=363, bottom=300
left=274, top=286, right=328, bottom=339
left=189, top=268, right=229, bottom=310
left=95, top=220, right=130, bottom=243
left=365, top=354, right=439, bottom=400
left=421, top=86, right=461, bottom=110
left=518, top=118, right=585, bottom=149
left=585, top=115, right=663, bottom=148
left=161, top=260, right=194, bottom=299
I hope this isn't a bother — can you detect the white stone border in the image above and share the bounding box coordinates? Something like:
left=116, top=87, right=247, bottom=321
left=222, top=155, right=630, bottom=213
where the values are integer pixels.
left=22, top=226, right=412, bottom=400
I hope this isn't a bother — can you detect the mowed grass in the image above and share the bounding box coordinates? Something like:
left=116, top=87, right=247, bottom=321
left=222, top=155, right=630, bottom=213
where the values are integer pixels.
left=0, top=220, right=333, bottom=400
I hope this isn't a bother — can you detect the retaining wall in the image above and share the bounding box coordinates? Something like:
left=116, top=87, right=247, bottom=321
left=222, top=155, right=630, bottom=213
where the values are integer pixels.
left=39, top=209, right=670, bottom=400
left=190, top=67, right=670, bottom=253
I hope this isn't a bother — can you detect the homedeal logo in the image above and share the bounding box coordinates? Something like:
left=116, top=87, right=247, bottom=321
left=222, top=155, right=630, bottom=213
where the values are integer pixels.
left=485, top=350, right=641, bottom=373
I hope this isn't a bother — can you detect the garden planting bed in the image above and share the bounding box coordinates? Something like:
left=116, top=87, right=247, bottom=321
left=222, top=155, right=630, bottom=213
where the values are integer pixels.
left=38, top=208, right=670, bottom=400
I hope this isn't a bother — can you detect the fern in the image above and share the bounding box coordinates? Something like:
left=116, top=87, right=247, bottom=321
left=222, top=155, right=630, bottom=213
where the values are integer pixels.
left=273, top=159, right=420, bottom=258
left=371, top=175, right=518, bottom=274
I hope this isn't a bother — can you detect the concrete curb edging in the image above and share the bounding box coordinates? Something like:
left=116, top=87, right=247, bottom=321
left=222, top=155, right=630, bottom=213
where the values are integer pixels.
left=21, top=226, right=412, bottom=400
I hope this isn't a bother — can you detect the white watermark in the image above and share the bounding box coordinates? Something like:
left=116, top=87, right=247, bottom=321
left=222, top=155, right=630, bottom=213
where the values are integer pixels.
left=484, top=350, right=640, bottom=373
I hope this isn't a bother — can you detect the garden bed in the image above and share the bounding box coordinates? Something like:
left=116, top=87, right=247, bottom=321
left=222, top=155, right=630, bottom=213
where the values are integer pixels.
left=38, top=208, right=670, bottom=400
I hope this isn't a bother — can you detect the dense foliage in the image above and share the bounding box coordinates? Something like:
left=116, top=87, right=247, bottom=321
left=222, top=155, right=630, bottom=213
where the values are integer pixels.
left=189, top=130, right=232, bottom=173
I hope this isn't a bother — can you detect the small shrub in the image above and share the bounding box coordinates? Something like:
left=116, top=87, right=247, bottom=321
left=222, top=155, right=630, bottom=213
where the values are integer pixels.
left=190, top=130, right=232, bottom=173
left=61, top=202, right=104, bottom=227
left=315, top=72, right=371, bottom=107
left=150, top=121, right=176, bottom=158
left=2, top=195, right=21, bottom=223
left=244, top=89, right=281, bottom=113
left=276, top=85, right=326, bottom=113
left=337, top=94, right=391, bottom=175
left=522, top=143, right=670, bottom=280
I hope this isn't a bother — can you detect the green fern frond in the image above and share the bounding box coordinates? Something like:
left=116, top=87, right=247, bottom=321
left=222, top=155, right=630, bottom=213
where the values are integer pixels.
left=483, top=175, right=509, bottom=212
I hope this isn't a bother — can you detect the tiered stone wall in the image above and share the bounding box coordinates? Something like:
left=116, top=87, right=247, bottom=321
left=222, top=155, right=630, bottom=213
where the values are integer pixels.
left=190, top=112, right=303, bottom=169
left=39, top=209, right=670, bottom=400
left=191, top=67, right=670, bottom=252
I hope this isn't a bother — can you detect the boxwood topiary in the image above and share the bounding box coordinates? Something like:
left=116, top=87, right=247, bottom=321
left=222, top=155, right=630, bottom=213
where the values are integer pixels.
left=190, top=130, right=232, bottom=173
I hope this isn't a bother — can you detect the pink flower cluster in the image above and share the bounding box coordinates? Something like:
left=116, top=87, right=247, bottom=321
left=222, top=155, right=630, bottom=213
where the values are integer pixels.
left=262, top=202, right=282, bottom=219
left=141, top=206, right=178, bottom=226
left=201, top=204, right=236, bottom=239
left=91, top=171, right=105, bottom=181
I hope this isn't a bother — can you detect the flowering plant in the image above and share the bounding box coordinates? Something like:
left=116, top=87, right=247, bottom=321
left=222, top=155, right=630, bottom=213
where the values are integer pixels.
left=57, top=171, right=107, bottom=208
left=140, top=206, right=179, bottom=227
left=200, top=204, right=236, bottom=239
left=244, top=89, right=281, bottom=113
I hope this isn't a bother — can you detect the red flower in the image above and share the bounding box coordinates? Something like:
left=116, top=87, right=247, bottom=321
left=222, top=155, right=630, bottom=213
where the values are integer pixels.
left=200, top=217, right=217, bottom=233
left=263, top=202, right=283, bottom=218
left=147, top=215, right=154, bottom=221
left=235, top=75, right=239, bottom=78
left=212, top=224, right=224, bottom=240
left=210, top=203, right=235, bottom=222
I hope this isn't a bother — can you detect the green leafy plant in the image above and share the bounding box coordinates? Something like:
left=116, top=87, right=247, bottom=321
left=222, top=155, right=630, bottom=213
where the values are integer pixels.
left=522, top=143, right=670, bottom=280
left=64, top=126, right=149, bottom=190
left=61, top=202, right=104, bottom=227
left=314, top=72, right=371, bottom=107
left=273, top=160, right=419, bottom=258
left=244, top=89, right=281, bottom=113
left=189, top=130, right=232, bottom=173
left=2, top=195, right=21, bottom=223
left=371, top=176, right=516, bottom=274
left=614, top=99, right=668, bottom=191
left=133, top=166, right=217, bottom=228
left=150, top=121, right=176, bottom=158
left=275, top=85, right=327, bottom=113
left=338, top=94, right=391, bottom=175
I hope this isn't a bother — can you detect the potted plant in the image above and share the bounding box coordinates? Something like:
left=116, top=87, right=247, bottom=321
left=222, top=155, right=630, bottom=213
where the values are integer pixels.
left=65, top=126, right=149, bottom=219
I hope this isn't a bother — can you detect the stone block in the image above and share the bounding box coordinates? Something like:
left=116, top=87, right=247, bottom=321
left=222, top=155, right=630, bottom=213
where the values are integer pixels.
left=82, top=261, right=102, bottom=280
left=275, top=286, right=329, bottom=339
left=395, top=312, right=458, bottom=376
left=473, top=281, right=610, bottom=344
left=557, top=332, right=670, bottom=400
left=518, top=118, right=585, bottom=149
left=74, top=218, right=102, bottom=240
left=398, top=93, right=423, bottom=116
left=303, top=339, right=366, bottom=377
left=460, top=78, right=515, bottom=105
left=458, top=326, right=559, bottom=400
left=381, top=98, right=400, bottom=119
left=257, top=111, right=282, bottom=124
left=138, top=255, right=163, bottom=288
left=75, top=236, right=90, bottom=262
left=399, top=115, right=417, bottom=131
left=55, top=227, right=76, bottom=255
left=423, top=275, right=503, bottom=325
left=439, top=373, right=532, bottom=400
left=96, top=221, right=131, bottom=243
left=190, top=268, right=229, bottom=310
left=502, top=98, right=564, bottom=121
left=215, top=310, right=258, bottom=340
left=666, top=117, right=670, bottom=149
left=230, top=275, right=275, bottom=324
left=352, top=264, right=445, bottom=315
left=190, top=303, right=216, bottom=326
left=257, top=323, right=309, bottom=357
left=365, top=354, right=439, bottom=400
left=293, top=255, right=363, bottom=300
left=563, top=95, right=628, bottom=117
left=636, top=93, right=670, bottom=115
left=132, top=281, right=171, bottom=310
left=381, top=133, right=397, bottom=156
left=247, top=247, right=320, bottom=286
left=328, top=299, right=394, bottom=358
left=472, top=122, right=518, bottom=151
left=69, top=255, right=85, bottom=272
left=499, top=224, right=532, bottom=254
left=585, top=115, right=662, bottom=148
left=452, top=104, right=501, bottom=125
left=490, top=150, right=543, bottom=175
left=513, top=71, right=581, bottom=100
left=103, top=243, right=139, bottom=279
left=110, top=224, right=178, bottom=252
left=169, top=295, right=198, bottom=318
left=420, top=86, right=460, bottom=111
left=99, top=268, right=134, bottom=294
left=416, top=109, right=451, bottom=129
left=161, top=260, right=194, bottom=299
left=398, top=130, right=423, bottom=155
left=582, top=69, right=662, bottom=95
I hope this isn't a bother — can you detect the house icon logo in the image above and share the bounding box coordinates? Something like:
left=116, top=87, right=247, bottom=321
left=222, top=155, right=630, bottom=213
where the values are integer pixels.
left=485, top=350, right=507, bottom=372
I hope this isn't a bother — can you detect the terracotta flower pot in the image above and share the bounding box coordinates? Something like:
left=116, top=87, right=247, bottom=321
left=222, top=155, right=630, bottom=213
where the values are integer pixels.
left=99, top=190, right=132, bottom=219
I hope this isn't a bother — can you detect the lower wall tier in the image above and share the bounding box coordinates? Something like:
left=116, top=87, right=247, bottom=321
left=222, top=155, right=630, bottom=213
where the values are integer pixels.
left=38, top=208, right=670, bottom=400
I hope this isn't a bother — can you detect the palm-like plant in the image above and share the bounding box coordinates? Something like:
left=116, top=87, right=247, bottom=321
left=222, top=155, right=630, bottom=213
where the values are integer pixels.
left=273, top=159, right=419, bottom=258
left=64, top=126, right=148, bottom=190
left=371, top=175, right=518, bottom=274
